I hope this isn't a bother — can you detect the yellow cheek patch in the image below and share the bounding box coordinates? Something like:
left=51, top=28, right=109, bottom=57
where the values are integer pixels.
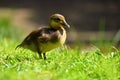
left=50, top=21, right=60, bottom=28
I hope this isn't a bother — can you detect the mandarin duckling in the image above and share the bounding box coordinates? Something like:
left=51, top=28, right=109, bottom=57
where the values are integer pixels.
left=16, top=14, right=70, bottom=60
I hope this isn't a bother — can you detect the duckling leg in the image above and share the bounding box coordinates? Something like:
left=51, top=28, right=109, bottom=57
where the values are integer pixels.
left=43, top=53, right=46, bottom=60
left=34, top=41, right=42, bottom=59
left=37, top=50, right=42, bottom=59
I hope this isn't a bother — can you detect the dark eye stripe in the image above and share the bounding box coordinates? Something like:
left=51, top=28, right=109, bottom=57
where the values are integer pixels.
left=54, top=18, right=61, bottom=22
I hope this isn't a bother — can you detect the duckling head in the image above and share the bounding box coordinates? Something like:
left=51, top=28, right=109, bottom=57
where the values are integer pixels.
left=49, top=14, right=70, bottom=29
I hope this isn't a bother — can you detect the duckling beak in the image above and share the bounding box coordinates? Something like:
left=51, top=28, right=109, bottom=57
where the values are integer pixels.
left=62, top=21, right=70, bottom=29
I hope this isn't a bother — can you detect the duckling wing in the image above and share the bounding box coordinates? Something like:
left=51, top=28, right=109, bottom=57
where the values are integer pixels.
left=38, top=28, right=61, bottom=43
left=22, top=27, right=61, bottom=44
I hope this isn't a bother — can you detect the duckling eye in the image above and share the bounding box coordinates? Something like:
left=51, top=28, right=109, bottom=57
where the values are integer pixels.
left=54, top=18, right=61, bottom=22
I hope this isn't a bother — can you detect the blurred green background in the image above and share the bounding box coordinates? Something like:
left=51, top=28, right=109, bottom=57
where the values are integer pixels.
left=0, top=0, right=120, bottom=46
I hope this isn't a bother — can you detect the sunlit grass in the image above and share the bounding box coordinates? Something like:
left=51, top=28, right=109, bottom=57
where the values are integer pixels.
left=0, top=18, right=120, bottom=80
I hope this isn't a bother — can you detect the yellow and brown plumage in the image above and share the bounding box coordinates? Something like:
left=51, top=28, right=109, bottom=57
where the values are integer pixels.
left=16, top=14, right=70, bottom=59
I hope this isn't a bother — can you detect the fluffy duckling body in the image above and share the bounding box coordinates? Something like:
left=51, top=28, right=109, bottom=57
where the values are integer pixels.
left=16, top=14, right=70, bottom=59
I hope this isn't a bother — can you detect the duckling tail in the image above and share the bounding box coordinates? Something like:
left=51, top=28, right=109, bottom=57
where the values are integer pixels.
left=15, top=44, right=22, bottom=50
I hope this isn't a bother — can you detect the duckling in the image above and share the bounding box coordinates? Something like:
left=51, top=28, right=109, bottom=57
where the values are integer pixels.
left=16, top=14, right=70, bottom=60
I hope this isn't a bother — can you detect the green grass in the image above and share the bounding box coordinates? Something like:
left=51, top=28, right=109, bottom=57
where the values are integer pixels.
left=0, top=18, right=120, bottom=80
